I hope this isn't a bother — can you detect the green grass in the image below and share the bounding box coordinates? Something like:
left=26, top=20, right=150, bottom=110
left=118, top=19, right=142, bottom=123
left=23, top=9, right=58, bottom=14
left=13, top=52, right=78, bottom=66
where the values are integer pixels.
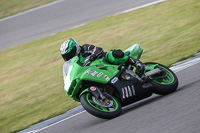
left=0, top=0, right=56, bottom=19
left=0, top=0, right=200, bottom=132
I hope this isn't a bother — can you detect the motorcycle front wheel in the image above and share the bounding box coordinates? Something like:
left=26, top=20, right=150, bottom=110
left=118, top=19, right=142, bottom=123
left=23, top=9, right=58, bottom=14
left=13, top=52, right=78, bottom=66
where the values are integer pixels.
left=145, top=62, right=179, bottom=95
left=80, top=92, right=122, bottom=119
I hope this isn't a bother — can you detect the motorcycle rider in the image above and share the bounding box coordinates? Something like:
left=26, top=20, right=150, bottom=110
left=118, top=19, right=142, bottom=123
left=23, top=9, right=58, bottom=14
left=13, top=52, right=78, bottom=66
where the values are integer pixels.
left=60, top=38, right=145, bottom=74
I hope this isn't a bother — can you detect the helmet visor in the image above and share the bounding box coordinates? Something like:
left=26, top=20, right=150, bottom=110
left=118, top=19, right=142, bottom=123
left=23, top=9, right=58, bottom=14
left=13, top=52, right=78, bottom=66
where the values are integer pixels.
left=62, top=46, right=76, bottom=61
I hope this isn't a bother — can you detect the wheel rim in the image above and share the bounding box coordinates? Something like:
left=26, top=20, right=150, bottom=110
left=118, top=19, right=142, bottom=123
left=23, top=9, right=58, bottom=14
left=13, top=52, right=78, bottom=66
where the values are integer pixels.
left=151, top=65, right=174, bottom=85
left=86, top=93, right=118, bottom=112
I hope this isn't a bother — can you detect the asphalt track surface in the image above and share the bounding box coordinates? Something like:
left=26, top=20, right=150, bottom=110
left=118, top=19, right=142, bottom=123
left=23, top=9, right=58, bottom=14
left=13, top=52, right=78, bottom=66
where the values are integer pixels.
left=35, top=61, right=200, bottom=133
left=0, top=0, right=163, bottom=50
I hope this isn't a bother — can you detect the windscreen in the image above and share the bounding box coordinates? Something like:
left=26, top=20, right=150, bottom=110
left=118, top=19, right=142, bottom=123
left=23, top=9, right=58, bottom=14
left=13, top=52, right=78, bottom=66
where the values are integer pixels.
left=63, top=59, right=72, bottom=79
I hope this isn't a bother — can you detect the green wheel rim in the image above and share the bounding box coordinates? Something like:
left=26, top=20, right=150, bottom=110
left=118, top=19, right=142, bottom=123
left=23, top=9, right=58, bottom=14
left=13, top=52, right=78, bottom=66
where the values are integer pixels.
left=151, top=65, right=174, bottom=85
left=86, top=93, right=118, bottom=112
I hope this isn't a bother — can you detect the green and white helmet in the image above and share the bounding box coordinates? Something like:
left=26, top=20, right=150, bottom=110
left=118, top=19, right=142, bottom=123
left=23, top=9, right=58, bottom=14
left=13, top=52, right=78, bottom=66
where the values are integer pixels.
left=60, top=38, right=81, bottom=61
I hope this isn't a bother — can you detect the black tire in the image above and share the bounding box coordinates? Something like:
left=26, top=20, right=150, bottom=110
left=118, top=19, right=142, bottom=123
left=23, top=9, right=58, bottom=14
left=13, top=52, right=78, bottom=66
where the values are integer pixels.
left=145, top=62, right=179, bottom=95
left=80, top=92, right=122, bottom=119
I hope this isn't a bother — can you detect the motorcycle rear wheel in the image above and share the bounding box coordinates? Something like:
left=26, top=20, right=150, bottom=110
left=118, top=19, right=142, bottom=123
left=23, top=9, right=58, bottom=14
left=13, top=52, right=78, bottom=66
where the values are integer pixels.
left=145, top=62, right=178, bottom=95
left=80, top=92, right=122, bottom=119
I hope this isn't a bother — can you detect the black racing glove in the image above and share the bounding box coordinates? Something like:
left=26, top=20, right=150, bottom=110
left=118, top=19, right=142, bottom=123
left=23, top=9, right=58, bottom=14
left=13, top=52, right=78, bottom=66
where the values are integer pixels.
left=82, top=54, right=97, bottom=66
left=128, top=57, right=145, bottom=74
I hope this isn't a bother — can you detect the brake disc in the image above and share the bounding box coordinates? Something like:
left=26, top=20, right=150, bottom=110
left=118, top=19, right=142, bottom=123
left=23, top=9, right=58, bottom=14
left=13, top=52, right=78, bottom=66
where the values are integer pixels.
left=92, top=96, right=113, bottom=108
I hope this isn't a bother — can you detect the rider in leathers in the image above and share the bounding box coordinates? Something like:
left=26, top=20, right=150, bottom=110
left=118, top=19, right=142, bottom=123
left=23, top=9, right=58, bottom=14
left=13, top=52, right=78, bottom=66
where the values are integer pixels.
left=60, top=38, right=145, bottom=74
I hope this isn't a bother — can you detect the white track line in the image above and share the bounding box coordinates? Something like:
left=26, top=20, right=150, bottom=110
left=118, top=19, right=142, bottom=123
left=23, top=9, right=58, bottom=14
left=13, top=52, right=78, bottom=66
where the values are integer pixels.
left=116, top=0, right=167, bottom=15
left=170, top=57, right=200, bottom=72
left=0, top=0, right=64, bottom=22
left=27, top=111, right=86, bottom=133
left=0, top=0, right=167, bottom=23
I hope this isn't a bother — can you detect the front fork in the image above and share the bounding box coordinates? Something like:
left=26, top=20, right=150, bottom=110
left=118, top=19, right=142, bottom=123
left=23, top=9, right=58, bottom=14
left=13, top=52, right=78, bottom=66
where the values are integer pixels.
left=80, top=86, right=106, bottom=100
left=142, top=64, right=168, bottom=81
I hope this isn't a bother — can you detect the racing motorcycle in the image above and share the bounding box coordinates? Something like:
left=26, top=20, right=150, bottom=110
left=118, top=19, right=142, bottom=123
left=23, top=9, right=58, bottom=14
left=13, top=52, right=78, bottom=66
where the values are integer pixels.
left=63, top=44, right=178, bottom=119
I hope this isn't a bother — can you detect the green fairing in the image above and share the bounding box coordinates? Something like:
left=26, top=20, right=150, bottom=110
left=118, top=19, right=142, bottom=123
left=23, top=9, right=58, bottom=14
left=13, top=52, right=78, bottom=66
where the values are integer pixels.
left=79, top=88, right=89, bottom=98
left=144, top=64, right=158, bottom=72
left=64, top=44, right=144, bottom=102
left=79, top=53, right=85, bottom=63
left=65, top=56, right=120, bottom=101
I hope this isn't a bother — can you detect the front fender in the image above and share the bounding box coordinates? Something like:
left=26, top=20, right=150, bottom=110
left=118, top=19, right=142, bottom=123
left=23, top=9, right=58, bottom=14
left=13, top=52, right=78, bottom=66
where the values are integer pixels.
left=79, top=87, right=104, bottom=99
left=144, top=63, right=158, bottom=72
left=79, top=88, right=89, bottom=97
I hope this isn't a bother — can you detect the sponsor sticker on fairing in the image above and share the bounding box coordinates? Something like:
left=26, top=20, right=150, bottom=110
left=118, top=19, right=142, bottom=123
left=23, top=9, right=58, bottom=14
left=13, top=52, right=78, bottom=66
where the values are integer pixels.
left=124, top=87, right=129, bottom=98
left=111, top=77, right=118, bottom=84
left=91, top=71, right=98, bottom=76
left=128, top=86, right=132, bottom=97
left=104, top=75, right=110, bottom=81
left=97, top=72, right=103, bottom=78
left=86, top=69, right=93, bottom=75
left=131, top=85, right=136, bottom=96
left=122, top=88, right=125, bottom=99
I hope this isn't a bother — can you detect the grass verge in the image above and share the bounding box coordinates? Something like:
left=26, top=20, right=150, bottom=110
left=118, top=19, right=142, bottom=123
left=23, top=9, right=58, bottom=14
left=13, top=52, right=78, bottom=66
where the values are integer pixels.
left=0, top=0, right=56, bottom=19
left=0, top=0, right=200, bottom=132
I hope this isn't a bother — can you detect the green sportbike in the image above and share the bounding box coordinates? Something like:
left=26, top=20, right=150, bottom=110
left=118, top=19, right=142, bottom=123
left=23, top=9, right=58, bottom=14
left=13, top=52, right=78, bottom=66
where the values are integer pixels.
left=63, top=44, right=178, bottom=119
